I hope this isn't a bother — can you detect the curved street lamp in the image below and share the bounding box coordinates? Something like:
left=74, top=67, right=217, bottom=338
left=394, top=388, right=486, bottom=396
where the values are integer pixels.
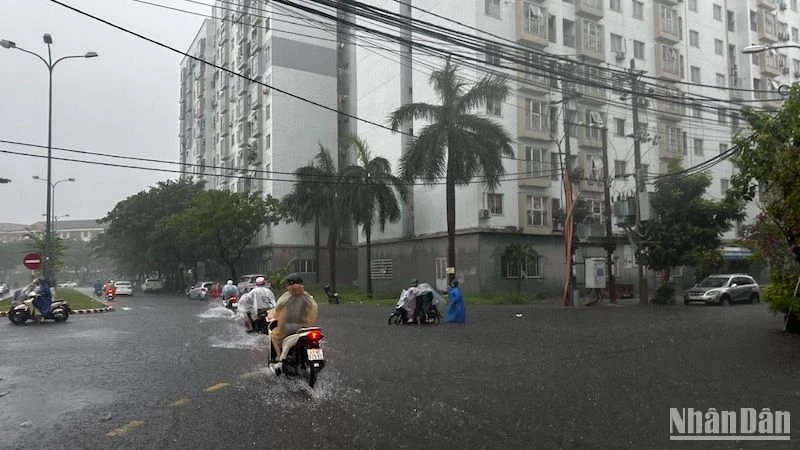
left=742, top=43, right=800, bottom=54
left=2, top=34, right=97, bottom=281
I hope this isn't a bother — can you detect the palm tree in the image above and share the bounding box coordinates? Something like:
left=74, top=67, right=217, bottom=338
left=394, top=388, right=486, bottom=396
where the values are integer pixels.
left=388, top=58, right=514, bottom=284
left=285, top=144, right=346, bottom=286
left=341, top=134, right=408, bottom=296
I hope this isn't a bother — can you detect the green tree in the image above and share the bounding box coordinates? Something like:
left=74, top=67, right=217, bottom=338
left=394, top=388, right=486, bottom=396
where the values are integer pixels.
left=285, top=145, right=347, bottom=288
left=388, top=59, right=514, bottom=283
left=161, top=189, right=287, bottom=281
left=503, top=243, right=538, bottom=295
left=24, top=230, right=67, bottom=279
left=729, top=84, right=800, bottom=321
left=341, top=134, right=407, bottom=296
left=642, top=158, right=744, bottom=302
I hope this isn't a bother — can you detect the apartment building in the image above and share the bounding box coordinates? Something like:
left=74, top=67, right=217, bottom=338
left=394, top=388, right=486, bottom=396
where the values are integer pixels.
left=178, top=1, right=356, bottom=280
left=354, top=0, right=792, bottom=294
left=0, top=219, right=106, bottom=243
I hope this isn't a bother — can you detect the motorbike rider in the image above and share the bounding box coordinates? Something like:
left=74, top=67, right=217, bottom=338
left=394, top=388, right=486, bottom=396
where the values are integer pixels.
left=222, top=280, right=238, bottom=302
left=104, top=280, right=117, bottom=300
left=236, top=291, right=257, bottom=332
left=249, top=276, right=276, bottom=330
left=94, top=279, right=103, bottom=297
left=267, top=273, right=318, bottom=372
left=22, top=279, right=44, bottom=322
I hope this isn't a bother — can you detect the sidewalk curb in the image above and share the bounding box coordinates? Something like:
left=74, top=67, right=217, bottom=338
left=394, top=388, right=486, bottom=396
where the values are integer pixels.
left=0, top=305, right=115, bottom=316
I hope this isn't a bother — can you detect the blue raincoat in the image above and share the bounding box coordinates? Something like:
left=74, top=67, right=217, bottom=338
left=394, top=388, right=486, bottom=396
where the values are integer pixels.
left=33, top=279, right=53, bottom=316
left=446, top=285, right=465, bottom=323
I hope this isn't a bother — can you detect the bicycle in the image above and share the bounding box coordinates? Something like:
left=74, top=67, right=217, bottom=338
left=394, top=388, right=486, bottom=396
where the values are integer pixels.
left=582, top=288, right=607, bottom=306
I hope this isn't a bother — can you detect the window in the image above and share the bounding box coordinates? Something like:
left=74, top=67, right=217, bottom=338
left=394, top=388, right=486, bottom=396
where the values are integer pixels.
left=713, top=4, right=722, bottom=21
left=660, top=6, right=678, bottom=35
left=719, top=143, right=728, bottom=155
left=715, top=73, right=726, bottom=87
left=793, top=0, right=798, bottom=12
left=486, top=193, right=503, bottom=215
left=714, top=39, right=723, bottom=56
left=370, top=259, right=393, bottom=280
left=749, top=10, right=757, bottom=32
left=793, top=27, right=799, bottom=43
left=633, top=40, right=645, bottom=60
left=690, top=66, right=701, bottom=83
left=293, top=259, right=316, bottom=273
left=485, top=0, right=500, bottom=18
left=265, top=134, right=271, bottom=149
left=525, top=196, right=547, bottom=227
left=582, top=21, right=602, bottom=51
left=662, top=46, right=680, bottom=76
left=551, top=153, right=560, bottom=180
left=764, top=12, right=776, bottom=36
left=485, top=43, right=501, bottom=66
left=693, top=138, right=703, bottom=156
left=610, top=33, right=623, bottom=53
left=614, top=160, right=627, bottom=177
left=586, top=110, right=605, bottom=138
left=265, top=163, right=272, bottom=180
left=727, top=10, right=735, bottom=32
left=614, top=118, right=625, bottom=136
left=524, top=2, right=546, bottom=36
left=265, top=103, right=271, bottom=120
left=720, top=178, right=729, bottom=193
left=525, top=98, right=544, bottom=131
left=548, top=14, right=557, bottom=42
left=666, top=125, right=681, bottom=154
left=688, top=0, right=697, bottom=12
left=525, top=147, right=545, bottom=176
left=632, top=1, right=643, bottom=20
left=717, top=109, right=727, bottom=124
left=486, top=98, right=502, bottom=116
left=610, top=0, right=621, bottom=13
left=689, top=30, right=699, bottom=48
left=501, top=254, right=543, bottom=279
left=563, top=19, right=576, bottom=48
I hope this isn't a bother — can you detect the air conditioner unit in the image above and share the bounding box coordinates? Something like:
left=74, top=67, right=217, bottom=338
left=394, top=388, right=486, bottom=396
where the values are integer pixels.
left=479, top=209, right=491, bottom=219
left=729, top=64, right=738, bottom=76
left=782, top=66, right=790, bottom=74
left=780, top=2, right=787, bottom=10
left=614, top=52, right=626, bottom=61
left=794, top=71, right=800, bottom=78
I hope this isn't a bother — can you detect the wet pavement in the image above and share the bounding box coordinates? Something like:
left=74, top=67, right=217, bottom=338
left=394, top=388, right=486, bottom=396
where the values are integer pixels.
left=1, top=293, right=799, bottom=449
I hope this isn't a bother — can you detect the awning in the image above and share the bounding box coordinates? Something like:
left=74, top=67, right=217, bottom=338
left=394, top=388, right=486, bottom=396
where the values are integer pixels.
left=722, top=246, right=753, bottom=261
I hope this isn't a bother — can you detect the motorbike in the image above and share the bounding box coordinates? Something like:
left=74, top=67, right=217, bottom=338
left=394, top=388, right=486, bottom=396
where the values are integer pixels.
left=323, top=284, right=341, bottom=304
left=105, top=290, right=115, bottom=302
left=388, top=283, right=445, bottom=325
left=267, top=320, right=325, bottom=388
left=223, top=295, right=238, bottom=311
left=8, top=298, right=71, bottom=325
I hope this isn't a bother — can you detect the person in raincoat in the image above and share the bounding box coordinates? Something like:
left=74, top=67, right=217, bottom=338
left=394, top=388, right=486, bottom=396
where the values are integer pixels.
left=446, top=280, right=465, bottom=323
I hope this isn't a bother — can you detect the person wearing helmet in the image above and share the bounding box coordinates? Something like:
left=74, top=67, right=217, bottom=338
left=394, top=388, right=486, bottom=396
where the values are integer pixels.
left=267, top=273, right=318, bottom=370
left=222, top=279, right=239, bottom=301
left=247, top=276, right=276, bottom=333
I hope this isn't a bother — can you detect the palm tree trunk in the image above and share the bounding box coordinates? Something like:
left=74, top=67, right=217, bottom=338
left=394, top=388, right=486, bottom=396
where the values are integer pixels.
left=366, top=228, right=372, bottom=296
left=328, top=222, right=337, bottom=289
left=446, top=163, right=456, bottom=285
left=314, top=217, right=320, bottom=284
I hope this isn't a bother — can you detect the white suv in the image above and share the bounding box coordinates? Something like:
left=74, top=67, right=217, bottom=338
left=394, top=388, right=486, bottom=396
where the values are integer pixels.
left=237, top=274, right=266, bottom=294
left=141, top=278, right=164, bottom=293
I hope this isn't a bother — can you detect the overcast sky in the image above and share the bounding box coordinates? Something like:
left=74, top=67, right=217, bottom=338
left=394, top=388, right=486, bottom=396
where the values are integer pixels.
left=0, top=0, right=206, bottom=225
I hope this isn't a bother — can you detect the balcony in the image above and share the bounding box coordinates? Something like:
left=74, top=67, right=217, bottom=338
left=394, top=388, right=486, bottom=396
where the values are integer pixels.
left=250, top=83, right=263, bottom=110
left=758, top=0, right=777, bottom=11
left=656, top=123, right=685, bottom=160
left=517, top=153, right=552, bottom=188
left=759, top=53, right=781, bottom=76
left=573, top=67, right=607, bottom=103
left=236, top=122, right=250, bottom=147
left=516, top=1, right=549, bottom=47
left=578, top=128, right=604, bottom=149
left=653, top=5, right=681, bottom=44
left=575, top=0, right=604, bottom=19
left=575, top=20, right=605, bottom=62
left=250, top=109, right=263, bottom=138
left=757, top=10, right=778, bottom=43
left=654, top=86, right=686, bottom=120
left=654, top=44, right=683, bottom=81
left=518, top=98, right=550, bottom=141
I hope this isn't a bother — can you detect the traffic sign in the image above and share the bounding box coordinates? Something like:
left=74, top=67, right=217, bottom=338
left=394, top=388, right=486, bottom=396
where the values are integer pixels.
left=23, top=252, right=42, bottom=270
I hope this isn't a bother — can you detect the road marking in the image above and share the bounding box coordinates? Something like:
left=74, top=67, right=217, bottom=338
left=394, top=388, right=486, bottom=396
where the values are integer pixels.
left=121, top=307, right=132, bottom=311
left=106, top=420, right=145, bottom=437
left=203, top=382, right=229, bottom=392
left=168, top=398, right=191, bottom=407
left=240, top=371, right=262, bottom=379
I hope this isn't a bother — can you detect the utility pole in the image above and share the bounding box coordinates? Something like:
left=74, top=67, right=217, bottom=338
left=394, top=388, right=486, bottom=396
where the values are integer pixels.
left=601, top=126, right=617, bottom=304
left=561, top=75, right=576, bottom=307
left=629, top=59, right=648, bottom=305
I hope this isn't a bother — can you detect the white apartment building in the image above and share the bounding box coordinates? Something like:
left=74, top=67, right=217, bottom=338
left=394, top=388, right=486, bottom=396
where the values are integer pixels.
left=354, top=0, right=795, bottom=294
left=179, top=1, right=349, bottom=279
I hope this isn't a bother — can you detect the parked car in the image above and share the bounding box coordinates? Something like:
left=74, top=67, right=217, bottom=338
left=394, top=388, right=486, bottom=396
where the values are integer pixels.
left=188, top=281, right=214, bottom=300
left=115, top=281, right=134, bottom=296
left=0, top=282, right=9, bottom=295
left=141, top=278, right=165, bottom=293
left=57, top=281, right=78, bottom=288
left=683, top=274, right=761, bottom=305
left=237, top=274, right=266, bottom=294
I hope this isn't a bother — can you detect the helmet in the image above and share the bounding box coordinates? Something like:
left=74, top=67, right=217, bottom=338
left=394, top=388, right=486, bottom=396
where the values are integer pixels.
left=285, top=273, right=303, bottom=286
left=255, top=276, right=266, bottom=286
left=226, top=280, right=233, bottom=285
left=410, top=278, right=419, bottom=286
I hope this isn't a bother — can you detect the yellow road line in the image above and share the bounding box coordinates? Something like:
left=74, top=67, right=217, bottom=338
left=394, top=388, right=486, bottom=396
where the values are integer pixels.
left=168, top=398, right=191, bottom=407
left=203, top=382, right=230, bottom=392
left=106, top=420, right=145, bottom=437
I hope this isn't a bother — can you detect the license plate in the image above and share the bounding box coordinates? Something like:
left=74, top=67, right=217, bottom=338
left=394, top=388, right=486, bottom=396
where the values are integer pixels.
left=307, top=348, right=324, bottom=361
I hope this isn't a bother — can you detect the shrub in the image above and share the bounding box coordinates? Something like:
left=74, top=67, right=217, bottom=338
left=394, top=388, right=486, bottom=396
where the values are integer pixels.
left=652, top=283, right=676, bottom=304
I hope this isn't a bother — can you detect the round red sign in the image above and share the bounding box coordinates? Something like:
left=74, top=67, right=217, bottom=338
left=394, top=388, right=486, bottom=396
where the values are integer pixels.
left=23, top=252, right=42, bottom=270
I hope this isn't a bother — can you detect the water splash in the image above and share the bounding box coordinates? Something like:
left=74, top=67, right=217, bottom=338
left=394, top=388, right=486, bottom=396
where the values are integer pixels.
left=198, top=305, right=236, bottom=320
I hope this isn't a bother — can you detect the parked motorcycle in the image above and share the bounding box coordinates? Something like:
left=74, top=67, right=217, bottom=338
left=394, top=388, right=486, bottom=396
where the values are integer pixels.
left=323, top=284, right=340, bottom=304
left=267, top=320, right=325, bottom=388
left=8, top=298, right=71, bottom=325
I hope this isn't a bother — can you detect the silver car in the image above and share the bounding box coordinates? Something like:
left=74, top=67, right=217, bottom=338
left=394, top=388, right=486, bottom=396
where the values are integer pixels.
left=188, top=281, right=214, bottom=300
left=683, top=274, right=762, bottom=305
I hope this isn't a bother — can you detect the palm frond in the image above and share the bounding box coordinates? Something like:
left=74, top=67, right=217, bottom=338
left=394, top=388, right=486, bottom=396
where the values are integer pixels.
left=387, top=103, right=442, bottom=131
left=399, top=123, right=447, bottom=184
left=458, top=72, right=511, bottom=113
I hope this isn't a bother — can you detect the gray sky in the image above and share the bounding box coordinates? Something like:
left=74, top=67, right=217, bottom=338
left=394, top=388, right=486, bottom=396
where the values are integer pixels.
left=0, top=0, right=205, bottom=225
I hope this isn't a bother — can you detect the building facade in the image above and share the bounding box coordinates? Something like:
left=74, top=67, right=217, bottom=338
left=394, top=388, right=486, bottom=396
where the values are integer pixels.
left=353, top=0, right=794, bottom=295
left=0, top=219, right=107, bottom=243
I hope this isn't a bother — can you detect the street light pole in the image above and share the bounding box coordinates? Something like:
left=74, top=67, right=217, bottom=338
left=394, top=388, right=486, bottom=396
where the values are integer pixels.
left=33, top=176, right=75, bottom=232
left=1, top=35, right=97, bottom=282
